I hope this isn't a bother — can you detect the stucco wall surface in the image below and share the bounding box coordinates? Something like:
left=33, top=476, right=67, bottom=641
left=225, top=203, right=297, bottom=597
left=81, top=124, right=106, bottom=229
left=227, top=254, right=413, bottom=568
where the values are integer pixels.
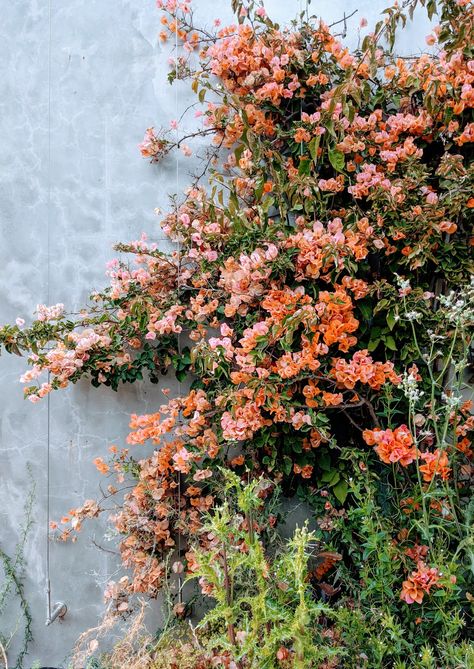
left=0, top=1, right=431, bottom=665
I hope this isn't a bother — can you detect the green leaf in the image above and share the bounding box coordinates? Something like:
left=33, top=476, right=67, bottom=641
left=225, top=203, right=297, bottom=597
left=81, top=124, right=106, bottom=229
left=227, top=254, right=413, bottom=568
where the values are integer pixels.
left=368, top=338, right=380, bottom=352
left=292, top=440, right=302, bottom=454
left=386, top=310, right=397, bottom=331
left=234, top=144, right=245, bottom=164
left=321, top=469, right=338, bottom=483
left=333, top=480, right=348, bottom=504
left=298, top=157, right=311, bottom=176
left=358, top=301, right=372, bottom=322
left=328, top=147, right=345, bottom=173
left=325, top=119, right=336, bottom=138
left=308, top=135, right=321, bottom=162
left=384, top=335, right=397, bottom=351
left=373, top=299, right=389, bottom=314
left=283, top=456, right=293, bottom=476
left=329, top=472, right=341, bottom=486
left=319, top=451, right=331, bottom=471
left=176, top=368, right=187, bottom=382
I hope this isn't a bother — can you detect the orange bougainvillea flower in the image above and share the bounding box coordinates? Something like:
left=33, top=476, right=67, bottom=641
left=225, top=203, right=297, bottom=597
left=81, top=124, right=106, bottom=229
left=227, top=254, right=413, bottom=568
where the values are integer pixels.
left=293, top=127, right=311, bottom=143
left=456, top=437, right=473, bottom=459
left=322, top=391, right=343, bottom=406
left=293, top=464, right=314, bottom=478
left=93, top=457, right=109, bottom=475
left=400, top=562, right=441, bottom=604
left=363, top=425, right=417, bottom=466
left=405, top=544, right=429, bottom=562
left=419, top=449, right=451, bottom=482
left=333, top=350, right=401, bottom=391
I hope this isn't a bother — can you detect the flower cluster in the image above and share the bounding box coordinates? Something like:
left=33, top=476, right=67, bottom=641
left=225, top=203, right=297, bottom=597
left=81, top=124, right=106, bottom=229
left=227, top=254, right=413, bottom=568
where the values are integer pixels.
left=332, top=351, right=401, bottom=391
left=1, top=0, right=473, bottom=661
left=138, top=127, right=170, bottom=162
left=400, top=563, right=442, bottom=604
left=36, top=303, right=64, bottom=321
left=363, top=425, right=417, bottom=466
left=363, top=426, right=453, bottom=484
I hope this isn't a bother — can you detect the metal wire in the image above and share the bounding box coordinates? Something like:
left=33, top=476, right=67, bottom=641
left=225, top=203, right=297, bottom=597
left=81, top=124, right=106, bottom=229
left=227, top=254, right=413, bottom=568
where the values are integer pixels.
left=45, top=0, right=53, bottom=625
left=44, top=0, right=66, bottom=627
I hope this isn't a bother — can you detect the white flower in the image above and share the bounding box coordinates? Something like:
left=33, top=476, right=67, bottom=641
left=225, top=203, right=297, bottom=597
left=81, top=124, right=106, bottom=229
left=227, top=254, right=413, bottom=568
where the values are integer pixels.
left=401, top=371, right=424, bottom=403
left=441, top=392, right=462, bottom=408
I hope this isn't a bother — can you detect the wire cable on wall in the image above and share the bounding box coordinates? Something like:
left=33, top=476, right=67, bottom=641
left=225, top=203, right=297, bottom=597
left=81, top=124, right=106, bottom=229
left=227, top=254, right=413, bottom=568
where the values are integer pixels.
left=45, top=0, right=66, bottom=626
left=45, top=0, right=53, bottom=625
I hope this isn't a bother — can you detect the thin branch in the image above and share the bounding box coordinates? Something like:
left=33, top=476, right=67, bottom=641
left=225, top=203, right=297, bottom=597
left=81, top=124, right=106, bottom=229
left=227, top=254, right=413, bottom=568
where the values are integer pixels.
left=329, top=9, right=358, bottom=29
left=90, top=540, right=118, bottom=556
left=0, top=641, right=8, bottom=669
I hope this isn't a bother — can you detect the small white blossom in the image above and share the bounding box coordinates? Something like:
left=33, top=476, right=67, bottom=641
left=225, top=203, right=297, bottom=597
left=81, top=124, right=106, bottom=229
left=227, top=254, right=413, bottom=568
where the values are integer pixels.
left=438, top=277, right=474, bottom=326
left=428, top=330, right=446, bottom=342
left=401, top=371, right=424, bottom=403
left=441, top=392, right=462, bottom=408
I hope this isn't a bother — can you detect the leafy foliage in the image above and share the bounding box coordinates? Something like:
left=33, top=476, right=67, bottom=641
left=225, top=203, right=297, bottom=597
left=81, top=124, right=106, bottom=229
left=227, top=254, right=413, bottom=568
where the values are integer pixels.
left=1, top=0, right=473, bottom=667
left=0, top=476, right=35, bottom=669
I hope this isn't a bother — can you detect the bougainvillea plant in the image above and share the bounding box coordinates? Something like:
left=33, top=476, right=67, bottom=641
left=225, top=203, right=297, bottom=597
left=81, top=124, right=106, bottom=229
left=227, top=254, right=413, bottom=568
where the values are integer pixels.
left=1, top=0, right=473, bottom=665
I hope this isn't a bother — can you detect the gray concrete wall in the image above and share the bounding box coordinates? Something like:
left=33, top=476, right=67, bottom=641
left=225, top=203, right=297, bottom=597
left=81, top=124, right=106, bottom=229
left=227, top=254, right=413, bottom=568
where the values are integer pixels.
left=0, top=1, right=430, bottom=666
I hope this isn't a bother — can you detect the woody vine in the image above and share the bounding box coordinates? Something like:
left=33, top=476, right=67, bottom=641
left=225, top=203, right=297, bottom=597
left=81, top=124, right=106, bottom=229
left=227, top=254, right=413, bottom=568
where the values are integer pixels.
left=1, top=0, right=473, bottom=666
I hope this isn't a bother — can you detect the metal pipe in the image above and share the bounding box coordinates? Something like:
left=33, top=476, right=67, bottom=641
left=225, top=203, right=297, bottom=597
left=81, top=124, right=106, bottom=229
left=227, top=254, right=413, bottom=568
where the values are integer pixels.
left=45, top=601, right=67, bottom=626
